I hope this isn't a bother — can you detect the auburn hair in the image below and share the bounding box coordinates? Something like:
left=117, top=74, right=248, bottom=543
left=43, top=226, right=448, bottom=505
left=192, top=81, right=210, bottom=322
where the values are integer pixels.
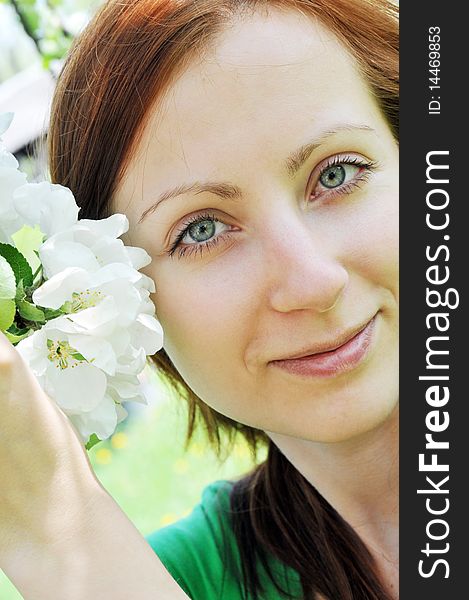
left=48, top=1, right=398, bottom=598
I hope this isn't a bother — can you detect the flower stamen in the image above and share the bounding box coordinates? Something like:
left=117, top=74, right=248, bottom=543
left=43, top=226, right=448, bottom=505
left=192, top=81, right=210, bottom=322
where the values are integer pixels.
left=46, top=338, right=93, bottom=369
left=62, top=289, right=103, bottom=314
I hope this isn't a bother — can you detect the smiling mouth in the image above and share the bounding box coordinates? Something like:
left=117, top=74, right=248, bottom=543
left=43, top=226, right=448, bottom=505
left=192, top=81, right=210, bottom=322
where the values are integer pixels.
left=269, top=313, right=378, bottom=378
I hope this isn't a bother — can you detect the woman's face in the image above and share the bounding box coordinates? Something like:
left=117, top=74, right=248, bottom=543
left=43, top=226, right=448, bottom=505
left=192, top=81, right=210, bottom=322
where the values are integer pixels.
left=114, top=8, right=399, bottom=443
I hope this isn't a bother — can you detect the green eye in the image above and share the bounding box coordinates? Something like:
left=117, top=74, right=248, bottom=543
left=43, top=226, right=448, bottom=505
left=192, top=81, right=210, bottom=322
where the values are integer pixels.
left=310, top=157, right=376, bottom=203
left=319, top=165, right=346, bottom=188
left=186, top=219, right=217, bottom=243
left=169, top=212, right=232, bottom=258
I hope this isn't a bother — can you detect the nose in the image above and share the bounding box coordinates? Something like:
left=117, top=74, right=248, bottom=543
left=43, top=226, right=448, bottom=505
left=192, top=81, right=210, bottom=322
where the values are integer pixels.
left=265, top=219, right=349, bottom=314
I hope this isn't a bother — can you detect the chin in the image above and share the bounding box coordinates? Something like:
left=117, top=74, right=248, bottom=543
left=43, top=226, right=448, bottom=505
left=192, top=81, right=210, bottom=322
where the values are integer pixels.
left=261, top=381, right=399, bottom=444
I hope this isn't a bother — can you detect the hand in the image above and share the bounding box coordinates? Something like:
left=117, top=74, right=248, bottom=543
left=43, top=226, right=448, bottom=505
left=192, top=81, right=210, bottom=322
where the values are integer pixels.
left=0, top=331, right=190, bottom=599
left=0, top=330, right=100, bottom=569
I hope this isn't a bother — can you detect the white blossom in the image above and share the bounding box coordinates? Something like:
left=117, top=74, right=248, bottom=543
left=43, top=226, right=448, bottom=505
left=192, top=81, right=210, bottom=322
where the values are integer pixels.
left=38, top=214, right=151, bottom=279
left=13, top=181, right=80, bottom=239
left=1, top=113, right=164, bottom=446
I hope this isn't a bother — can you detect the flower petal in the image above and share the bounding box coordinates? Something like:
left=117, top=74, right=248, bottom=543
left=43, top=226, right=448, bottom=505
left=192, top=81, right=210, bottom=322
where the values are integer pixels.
left=32, top=267, right=90, bottom=309
left=130, top=313, right=164, bottom=355
left=0, top=255, right=16, bottom=300
left=70, top=394, right=118, bottom=442
left=13, top=182, right=79, bottom=237
left=78, top=214, right=129, bottom=239
left=115, top=403, right=129, bottom=424
left=67, top=295, right=119, bottom=336
left=48, top=362, right=107, bottom=414
left=39, top=239, right=99, bottom=278
left=0, top=112, right=14, bottom=137
left=67, top=333, right=117, bottom=376
left=125, top=246, right=152, bottom=270
left=16, top=328, right=50, bottom=377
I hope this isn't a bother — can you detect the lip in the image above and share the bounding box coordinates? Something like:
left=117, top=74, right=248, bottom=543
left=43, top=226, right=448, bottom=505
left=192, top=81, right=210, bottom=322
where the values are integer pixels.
left=269, top=314, right=378, bottom=378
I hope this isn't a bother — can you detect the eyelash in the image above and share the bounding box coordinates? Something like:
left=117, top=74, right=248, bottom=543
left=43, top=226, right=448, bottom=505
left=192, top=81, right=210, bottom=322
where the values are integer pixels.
left=168, top=155, right=377, bottom=259
left=169, top=211, right=231, bottom=259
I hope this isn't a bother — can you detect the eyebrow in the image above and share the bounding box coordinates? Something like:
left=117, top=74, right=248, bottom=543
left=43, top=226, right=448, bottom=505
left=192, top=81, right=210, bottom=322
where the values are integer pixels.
left=138, top=123, right=374, bottom=223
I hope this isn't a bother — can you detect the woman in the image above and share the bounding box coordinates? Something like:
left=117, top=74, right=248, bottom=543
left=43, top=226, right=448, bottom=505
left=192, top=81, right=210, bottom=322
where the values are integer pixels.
left=0, top=0, right=398, bottom=598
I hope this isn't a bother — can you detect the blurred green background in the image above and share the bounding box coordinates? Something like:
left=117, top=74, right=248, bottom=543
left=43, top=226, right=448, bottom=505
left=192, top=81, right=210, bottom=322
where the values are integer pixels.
left=0, top=365, right=264, bottom=598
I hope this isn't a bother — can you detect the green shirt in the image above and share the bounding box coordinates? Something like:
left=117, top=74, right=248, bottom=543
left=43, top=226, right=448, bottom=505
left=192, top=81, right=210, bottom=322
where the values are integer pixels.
left=145, top=479, right=302, bottom=599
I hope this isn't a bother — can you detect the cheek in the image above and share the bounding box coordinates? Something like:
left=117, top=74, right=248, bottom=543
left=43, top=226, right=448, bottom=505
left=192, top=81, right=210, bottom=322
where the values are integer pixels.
left=150, top=252, right=261, bottom=398
left=340, top=190, right=399, bottom=296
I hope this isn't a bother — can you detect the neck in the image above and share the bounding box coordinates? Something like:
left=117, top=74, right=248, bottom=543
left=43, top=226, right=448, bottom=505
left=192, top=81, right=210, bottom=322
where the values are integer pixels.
left=266, top=405, right=399, bottom=565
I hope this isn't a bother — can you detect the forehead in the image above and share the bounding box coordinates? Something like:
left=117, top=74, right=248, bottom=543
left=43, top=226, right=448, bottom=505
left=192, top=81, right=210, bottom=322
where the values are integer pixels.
left=119, top=8, right=384, bottom=211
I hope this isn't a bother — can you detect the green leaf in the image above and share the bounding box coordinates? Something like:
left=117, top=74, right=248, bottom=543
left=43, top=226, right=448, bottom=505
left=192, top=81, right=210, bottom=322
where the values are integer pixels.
left=60, top=299, right=73, bottom=314
left=11, top=224, right=45, bottom=273
left=85, top=434, right=102, bottom=452
left=17, top=299, right=46, bottom=323
left=3, top=329, right=33, bottom=344
left=0, top=243, right=34, bottom=288
left=0, top=299, right=16, bottom=331
left=15, top=278, right=26, bottom=303
left=7, top=322, right=30, bottom=336
left=42, top=307, right=64, bottom=320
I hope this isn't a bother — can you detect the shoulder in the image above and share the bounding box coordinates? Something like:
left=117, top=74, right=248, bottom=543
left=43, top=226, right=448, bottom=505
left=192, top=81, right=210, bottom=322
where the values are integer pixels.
left=146, top=479, right=302, bottom=599
left=145, top=479, right=242, bottom=599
